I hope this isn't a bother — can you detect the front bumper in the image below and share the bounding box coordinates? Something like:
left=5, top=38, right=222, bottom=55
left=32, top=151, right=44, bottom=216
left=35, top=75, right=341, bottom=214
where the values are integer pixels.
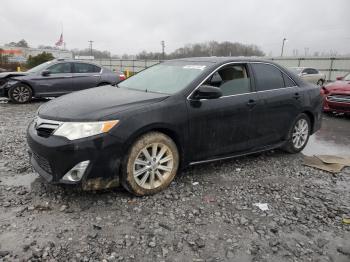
left=27, top=120, right=124, bottom=188
left=323, top=97, right=350, bottom=114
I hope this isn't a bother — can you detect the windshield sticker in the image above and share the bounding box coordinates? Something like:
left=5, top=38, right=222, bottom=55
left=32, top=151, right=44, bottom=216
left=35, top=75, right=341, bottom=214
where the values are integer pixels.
left=183, top=65, right=206, bottom=70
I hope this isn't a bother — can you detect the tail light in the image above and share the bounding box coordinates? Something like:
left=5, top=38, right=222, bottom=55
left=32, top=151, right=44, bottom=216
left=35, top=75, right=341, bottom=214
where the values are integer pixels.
left=119, top=74, right=126, bottom=81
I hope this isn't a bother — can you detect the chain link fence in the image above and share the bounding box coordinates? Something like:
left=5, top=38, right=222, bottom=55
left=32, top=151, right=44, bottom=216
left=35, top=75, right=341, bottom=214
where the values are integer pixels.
left=89, top=57, right=350, bottom=82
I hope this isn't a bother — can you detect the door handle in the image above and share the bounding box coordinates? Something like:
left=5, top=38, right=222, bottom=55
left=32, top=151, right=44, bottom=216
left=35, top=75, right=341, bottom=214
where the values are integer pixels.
left=293, top=93, right=301, bottom=99
left=246, top=99, right=257, bottom=108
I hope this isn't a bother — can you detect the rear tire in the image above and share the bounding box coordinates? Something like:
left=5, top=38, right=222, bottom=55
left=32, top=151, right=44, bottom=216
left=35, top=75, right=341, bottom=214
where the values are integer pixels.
left=97, top=82, right=110, bottom=87
left=282, top=113, right=311, bottom=153
left=8, top=84, right=32, bottom=103
left=121, top=132, right=179, bottom=196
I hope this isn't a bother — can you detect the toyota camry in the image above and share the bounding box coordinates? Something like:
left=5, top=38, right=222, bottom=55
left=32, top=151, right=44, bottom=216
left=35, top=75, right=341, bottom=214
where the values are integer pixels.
left=27, top=57, right=322, bottom=196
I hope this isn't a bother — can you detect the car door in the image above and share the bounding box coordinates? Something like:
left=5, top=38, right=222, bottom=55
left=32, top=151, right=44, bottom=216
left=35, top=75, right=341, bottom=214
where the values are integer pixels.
left=72, top=62, right=102, bottom=91
left=187, top=63, right=259, bottom=162
left=250, top=62, right=304, bottom=148
left=35, top=62, right=73, bottom=96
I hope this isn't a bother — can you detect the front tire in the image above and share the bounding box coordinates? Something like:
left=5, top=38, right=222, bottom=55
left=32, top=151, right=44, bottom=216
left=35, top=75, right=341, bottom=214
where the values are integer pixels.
left=121, top=132, right=179, bottom=196
left=282, top=113, right=311, bottom=153
left=9, top=84, right=32, bottom=103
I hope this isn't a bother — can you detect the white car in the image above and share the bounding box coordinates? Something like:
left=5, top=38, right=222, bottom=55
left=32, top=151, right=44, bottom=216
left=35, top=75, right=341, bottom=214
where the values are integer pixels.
left=290, top=67, right=326, bottom=86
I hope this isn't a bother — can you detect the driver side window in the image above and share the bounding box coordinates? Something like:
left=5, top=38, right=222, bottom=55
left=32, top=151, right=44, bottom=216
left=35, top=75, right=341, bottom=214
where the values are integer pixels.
left=204, top=64, right=251, bottom=96
left=47, top=63, right=72, bottom=74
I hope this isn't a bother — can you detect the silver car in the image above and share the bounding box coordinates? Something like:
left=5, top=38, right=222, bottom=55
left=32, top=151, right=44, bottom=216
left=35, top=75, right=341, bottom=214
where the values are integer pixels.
left=0, top=59, right=126, bottom=103
left=290, top=67, right=326, bottom=86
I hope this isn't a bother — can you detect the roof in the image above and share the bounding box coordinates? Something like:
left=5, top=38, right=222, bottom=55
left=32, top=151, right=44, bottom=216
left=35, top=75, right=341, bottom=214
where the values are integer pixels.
left=172, top=56, right=270, bottom=64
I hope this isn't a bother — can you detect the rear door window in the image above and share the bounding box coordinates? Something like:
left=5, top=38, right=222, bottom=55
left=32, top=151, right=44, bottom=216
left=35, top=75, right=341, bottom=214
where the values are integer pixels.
left=251, top=63, right=284, bottom=91
left=74, top=63, right=101, bottom=73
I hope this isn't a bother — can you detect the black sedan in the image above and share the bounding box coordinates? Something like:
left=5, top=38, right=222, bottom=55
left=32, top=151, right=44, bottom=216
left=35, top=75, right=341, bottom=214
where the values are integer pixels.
left=27, top=57, right=322, bottom=195
left=0, top=59, right=125, bottom=103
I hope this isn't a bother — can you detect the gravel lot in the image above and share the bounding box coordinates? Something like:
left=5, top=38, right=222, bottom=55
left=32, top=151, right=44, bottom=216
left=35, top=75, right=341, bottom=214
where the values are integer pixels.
left=0, top=99, right=350, bottom=262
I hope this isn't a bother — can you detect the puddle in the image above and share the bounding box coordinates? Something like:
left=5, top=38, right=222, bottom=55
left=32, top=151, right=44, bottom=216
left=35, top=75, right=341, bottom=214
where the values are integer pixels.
left=303, top=115, right=350, bottom=156
left=0, top=173, right=38, bottom=188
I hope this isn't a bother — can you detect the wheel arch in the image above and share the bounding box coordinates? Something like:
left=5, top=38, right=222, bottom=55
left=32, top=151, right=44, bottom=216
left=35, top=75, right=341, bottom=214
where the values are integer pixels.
left=301, top=110, right=315, bottom=134
left=123, top=124, right=185, bottom=169
left=15, top=81, right=35, bottom=96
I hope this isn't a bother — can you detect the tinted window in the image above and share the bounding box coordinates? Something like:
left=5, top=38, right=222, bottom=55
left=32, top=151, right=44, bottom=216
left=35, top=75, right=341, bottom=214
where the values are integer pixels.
left=283, top=73, right=296, bottom=87
left=47, top=63, right=72, bottom=74
left=74, top=63, right=101, bottom=73
left=251, top=63, right=284, bottom=91
left=205, top=64, right=251, bottom=96
left=303, top=68, right=318, bottom=74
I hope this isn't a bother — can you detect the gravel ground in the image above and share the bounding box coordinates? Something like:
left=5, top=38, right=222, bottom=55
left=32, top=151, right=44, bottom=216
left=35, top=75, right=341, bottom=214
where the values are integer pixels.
left=0, top=99, right=350, bottom=262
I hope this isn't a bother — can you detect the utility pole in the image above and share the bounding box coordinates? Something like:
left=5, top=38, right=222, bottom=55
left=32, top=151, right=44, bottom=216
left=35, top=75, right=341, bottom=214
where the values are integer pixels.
left=161, top=40, right=165, bottom=60
left=88, top=40, right=94, bottom=57
left=280, top=38, right=287, bottom=57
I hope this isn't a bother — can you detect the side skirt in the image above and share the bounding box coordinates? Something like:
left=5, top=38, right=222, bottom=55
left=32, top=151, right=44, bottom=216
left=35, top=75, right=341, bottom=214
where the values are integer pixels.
left=189, top=141, right=286, bottom=166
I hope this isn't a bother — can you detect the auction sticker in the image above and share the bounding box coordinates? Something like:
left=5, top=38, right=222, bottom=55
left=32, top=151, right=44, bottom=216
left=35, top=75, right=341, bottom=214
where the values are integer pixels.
left=183, top=65, right=206, bottom=70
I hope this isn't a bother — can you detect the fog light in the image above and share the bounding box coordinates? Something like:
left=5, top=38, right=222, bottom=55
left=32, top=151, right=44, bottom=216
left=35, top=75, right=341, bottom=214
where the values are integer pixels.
left=61, top=161, right=90, bottom=182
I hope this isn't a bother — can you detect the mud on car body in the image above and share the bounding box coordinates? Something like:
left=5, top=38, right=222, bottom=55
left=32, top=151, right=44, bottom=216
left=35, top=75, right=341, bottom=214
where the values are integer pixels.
left=27, top=57, right=322, bottom=196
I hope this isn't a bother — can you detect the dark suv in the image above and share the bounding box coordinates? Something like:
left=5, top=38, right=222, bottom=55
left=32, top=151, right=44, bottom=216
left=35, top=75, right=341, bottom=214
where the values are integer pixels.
left=0, top=59, right=125, bottom=103
left=27, top=57, right=322, bottom=196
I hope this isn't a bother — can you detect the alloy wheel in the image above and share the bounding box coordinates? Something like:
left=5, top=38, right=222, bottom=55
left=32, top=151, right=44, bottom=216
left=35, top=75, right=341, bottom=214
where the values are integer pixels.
left=292, top=118, right=309, bottom=149
left=133, top=143, right=174, bottom=190
left=12, top=86, right=31, bottom=103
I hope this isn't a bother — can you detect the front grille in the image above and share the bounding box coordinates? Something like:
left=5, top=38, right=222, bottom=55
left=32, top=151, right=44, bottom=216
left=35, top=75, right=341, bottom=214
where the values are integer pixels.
left=35, top=118, right=61, bottom=138
left=32, top=151, right=52, bottom=174
left=327, top=94, right=350, bottom=104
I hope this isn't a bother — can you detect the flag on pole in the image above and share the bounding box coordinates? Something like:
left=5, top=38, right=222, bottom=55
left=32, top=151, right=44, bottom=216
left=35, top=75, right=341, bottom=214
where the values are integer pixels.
left=55, top=33, right=64, bottom=46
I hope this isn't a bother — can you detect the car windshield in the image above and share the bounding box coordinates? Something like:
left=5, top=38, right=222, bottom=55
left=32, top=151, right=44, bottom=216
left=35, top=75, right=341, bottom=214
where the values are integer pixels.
left=290, top=67, right=303, bottom=74
left=344, top=73, right=350, bottom=81
left=118, top=62, right=210, bottom=94
left=26, top=60, right=55, bottom=73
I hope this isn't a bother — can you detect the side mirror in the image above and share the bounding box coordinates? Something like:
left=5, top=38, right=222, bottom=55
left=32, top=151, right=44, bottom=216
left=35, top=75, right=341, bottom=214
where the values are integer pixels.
left=41, top=70, right=50, bottom=76
left=192, top=85, right=222, bottom=100
left=301, top=72, right=308, bottom=76
left=336, top=76, right=344, bottom=81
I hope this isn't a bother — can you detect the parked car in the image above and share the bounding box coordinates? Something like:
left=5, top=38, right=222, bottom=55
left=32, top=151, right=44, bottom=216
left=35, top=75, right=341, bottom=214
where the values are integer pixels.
left=290, top=67, right=326, bottom=86
left=27, top=57, right=322, bottom=196
left=321, top=72, right=350, bottom=114
left=0, top=59, right=126, bottom=103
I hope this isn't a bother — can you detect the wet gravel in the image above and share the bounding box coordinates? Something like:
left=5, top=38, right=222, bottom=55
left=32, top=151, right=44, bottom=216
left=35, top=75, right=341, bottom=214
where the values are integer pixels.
left=0, top=98, right=350, bottom=262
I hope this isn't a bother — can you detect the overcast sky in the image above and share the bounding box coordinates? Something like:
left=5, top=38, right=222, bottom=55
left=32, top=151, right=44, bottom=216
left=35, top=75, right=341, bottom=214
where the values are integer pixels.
left=0, top=0, right=349, bottom=56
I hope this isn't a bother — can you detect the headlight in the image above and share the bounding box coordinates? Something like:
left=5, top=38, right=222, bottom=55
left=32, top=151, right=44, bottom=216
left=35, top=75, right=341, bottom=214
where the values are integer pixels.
left=53, top=120, right=119, bottom=140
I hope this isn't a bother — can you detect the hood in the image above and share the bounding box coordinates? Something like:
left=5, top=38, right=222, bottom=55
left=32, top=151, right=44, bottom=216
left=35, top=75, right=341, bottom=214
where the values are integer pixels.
left=325, top=80, right=350, bottom=94
left=38, top=85, right=169, bottom=121
left=0, top=71, right=29, bottom=79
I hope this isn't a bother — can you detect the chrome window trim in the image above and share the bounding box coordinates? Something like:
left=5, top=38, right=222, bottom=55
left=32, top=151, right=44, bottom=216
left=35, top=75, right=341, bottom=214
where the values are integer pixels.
left=187, top=61, right=298, bottom=101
